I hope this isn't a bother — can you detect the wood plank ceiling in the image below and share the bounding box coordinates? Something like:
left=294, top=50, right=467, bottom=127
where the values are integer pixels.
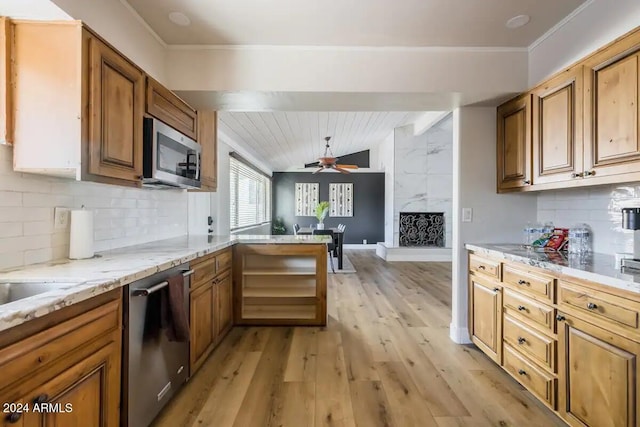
left=218, top=111, right=422, bottom=171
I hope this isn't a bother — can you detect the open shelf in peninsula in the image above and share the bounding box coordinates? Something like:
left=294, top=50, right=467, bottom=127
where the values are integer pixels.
left=233, top=242, right=328, bottom=326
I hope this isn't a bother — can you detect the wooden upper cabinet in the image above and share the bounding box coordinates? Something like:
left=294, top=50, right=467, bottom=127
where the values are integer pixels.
left=0, top=17, right=12, bottom=145
left=469, top=275, right=502, bottom=363
left=85, top=33, right=144, bottom=183
left=146, top=77, right=197, bottom=140
left=497, top=94, right=532, bottom=192
left=558, top=313, right=640, bottom=427
left=583, top=31, right=640, bottom=179
left=197, top=110, right=218, bottom=192
left=532, top=67, right=584, bottom=185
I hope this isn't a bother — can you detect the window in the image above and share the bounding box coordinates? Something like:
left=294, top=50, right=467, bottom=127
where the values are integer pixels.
left=230, top=155, right=272, bottom=231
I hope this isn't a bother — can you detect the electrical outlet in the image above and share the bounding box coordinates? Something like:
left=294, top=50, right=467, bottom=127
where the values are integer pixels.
left=462, top=208, right=473, bottom=223
left=54, top=207, right=71, bottom=230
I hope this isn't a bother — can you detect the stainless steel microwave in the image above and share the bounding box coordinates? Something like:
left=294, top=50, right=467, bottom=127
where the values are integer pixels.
left=142, top=117, right=201, bottom=189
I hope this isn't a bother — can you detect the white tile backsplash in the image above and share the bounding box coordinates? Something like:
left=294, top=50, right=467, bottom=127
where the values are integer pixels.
left=536, top=183, right=640, bottom=255
left=0, top=144, right=188, bottom=270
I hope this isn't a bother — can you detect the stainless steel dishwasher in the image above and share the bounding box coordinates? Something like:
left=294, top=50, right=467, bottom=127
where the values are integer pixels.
left=124, top=263, right=193, bottom=427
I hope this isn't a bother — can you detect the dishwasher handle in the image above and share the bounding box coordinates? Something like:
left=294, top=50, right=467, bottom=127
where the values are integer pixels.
left=132, top=269, right=195, bottom=296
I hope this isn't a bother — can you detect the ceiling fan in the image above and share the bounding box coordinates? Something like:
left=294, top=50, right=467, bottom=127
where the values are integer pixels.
left=312, top=136, right=359, bottom=174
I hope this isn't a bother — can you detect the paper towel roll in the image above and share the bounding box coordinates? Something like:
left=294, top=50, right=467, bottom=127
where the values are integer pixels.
left=69, top=208, right=94, bottom=259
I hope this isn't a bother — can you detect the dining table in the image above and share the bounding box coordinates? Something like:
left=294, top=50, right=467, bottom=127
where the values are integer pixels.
left=296, top=227, right=344, bottom=270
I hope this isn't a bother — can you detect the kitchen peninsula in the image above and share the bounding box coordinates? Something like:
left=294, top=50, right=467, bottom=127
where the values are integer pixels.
left=0, top=235, right=329, bottom=426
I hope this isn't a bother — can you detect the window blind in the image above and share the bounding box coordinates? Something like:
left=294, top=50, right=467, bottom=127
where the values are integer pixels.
left=230, top=155, right=272, bottom=230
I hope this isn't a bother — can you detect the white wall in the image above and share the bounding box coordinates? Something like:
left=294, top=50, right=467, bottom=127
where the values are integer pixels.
left=50, top=0, right=167, bottom=83
left=378, top=132, right=395, bottom=244
left=451, top=107, right=537, bottom=343
left=0, top=145, right=187, bottom=270
left=537, top=184, right=640, bottom=256
left=529, top=0, right=640, bottom=86
left=167, top=47, right=527, bottom=96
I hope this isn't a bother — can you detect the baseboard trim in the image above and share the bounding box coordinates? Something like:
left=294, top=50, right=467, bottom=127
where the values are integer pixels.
left=343, top=244, right=377, bottom=250
left=449, top=324, right=472, bottom=344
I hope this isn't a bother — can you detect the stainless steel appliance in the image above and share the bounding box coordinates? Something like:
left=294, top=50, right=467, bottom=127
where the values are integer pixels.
left=125, top=264, right=193, bottom=427
left=143, top=117, right=201, bottom=189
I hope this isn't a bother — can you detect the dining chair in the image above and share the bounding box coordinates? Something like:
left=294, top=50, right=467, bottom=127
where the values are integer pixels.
left=293, top=223, right=300, bottom=235
left=312, top=229, right=336, bottom=273
left=338, top=224, right=346, bottom=232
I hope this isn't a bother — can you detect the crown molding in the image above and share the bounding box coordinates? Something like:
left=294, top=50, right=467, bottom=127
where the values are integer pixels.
left=528, top=0, right=595, bottom=52
left=119, top=0, right=168, bottom=48
left=166, top=44, right=528, bottom=53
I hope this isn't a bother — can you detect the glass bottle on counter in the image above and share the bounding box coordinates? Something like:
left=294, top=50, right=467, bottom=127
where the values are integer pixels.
left=568, top=223, right=592, bottom=255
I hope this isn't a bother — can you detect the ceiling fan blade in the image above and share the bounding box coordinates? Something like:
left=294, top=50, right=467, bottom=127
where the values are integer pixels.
left=333, top=166, right=351, bottom=174
left=336, top=164, right=358, bottom=169
left=312, top=167, right=324, bottom=174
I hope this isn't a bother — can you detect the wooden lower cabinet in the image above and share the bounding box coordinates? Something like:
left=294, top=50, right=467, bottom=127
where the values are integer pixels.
left=0, top=290, right=122, bottom=427
left=189, top=250, right=234, bottom=374
left=558, top=312, right=640, bottom=427
left=469, top=275, right=502, bottom=363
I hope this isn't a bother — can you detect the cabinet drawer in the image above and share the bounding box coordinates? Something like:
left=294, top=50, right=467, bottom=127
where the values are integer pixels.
left=0, top=299, right=120, bottom=388
left=469, top=254, right=500, bottom=279
left=503, top=314, right=556, bottom=372
left=216, top=249, right=232, bottom=274
left=559, top=280, right=640, bottom=334
left=192, top=255, right=216, bottom=290
left=503, top=344, right=557, bottom=409
left=503, top=288, right=555, bottom=332
left=503, top=265, right=554, bottom=302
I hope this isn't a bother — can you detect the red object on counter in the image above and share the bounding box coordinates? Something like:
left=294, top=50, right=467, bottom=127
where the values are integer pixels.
left=545, top=228, right=569, bottom=251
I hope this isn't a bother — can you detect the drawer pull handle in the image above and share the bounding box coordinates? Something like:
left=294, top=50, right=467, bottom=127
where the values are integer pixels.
left=556, top=314, right=566, bottom=322
left=518, top=369, right=527, bottom=376
left=517, top=279, right=528, bottom=285
left=587, top=302, right=598, bottom=310
left=571, top=172, right=584, bottom=178
left=33, top=394, right=48, bottom=404
left=477, top=265, right=486, bottom=270
left=523, top=180, right=531, bottom=185
left=493, top=287, right=500, bottom=292
left=517, top=337, right=526, bottom=344
left=517, top=305, right=526, bottom=311
left=5, top=412, right=21, bottom=424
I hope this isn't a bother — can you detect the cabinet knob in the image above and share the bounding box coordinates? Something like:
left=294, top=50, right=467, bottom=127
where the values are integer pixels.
left=33, top=394, right=48, bottom=405
left=493, top=287, right=500, bottom=292
left=477, top=265, right=486, bottom=270
left=556, top=314, right=566, bottom=322
left=518, top=369, right=527, bottom=376
left=517, top=305, right=526, bottom=311
left=517, top=279, right=528, bottom=285
left=587, top=302, right=598, bottom=310
left=5, top=412, right=21, bottom=424
left=571, top=172, right=583, bottom=178
left=517, top=337, right=526, bottom=344
left=523, top=180, right=531, bottom=185
left=584, top=170, right=596, bottom=177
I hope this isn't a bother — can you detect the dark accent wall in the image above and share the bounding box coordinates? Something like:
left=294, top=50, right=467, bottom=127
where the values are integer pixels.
left=272, top=172, right=384, bottom=244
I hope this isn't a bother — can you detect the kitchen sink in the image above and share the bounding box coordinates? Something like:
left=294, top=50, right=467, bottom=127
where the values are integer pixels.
left=0, top=282, right=79, bottom=305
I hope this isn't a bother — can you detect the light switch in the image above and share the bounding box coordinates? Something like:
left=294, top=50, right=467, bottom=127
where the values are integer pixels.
left=462, top=208, right=473, bottom=223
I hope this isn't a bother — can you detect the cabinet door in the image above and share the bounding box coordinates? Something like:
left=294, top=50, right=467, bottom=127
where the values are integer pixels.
left=86, top=33, right=145, bottom=183
left=584, top=34, right=640, bottom=179
left=558, top=312, right=640, bottom=427
left=533, top=67, right=584, bottom=185
left=497, top=94, right=532, bottom=191
left=7, top=341, right=120, bottom=427
left=190, top=282, right=214, bottom=373
left=196, top=111, right=217, bottom=192
left=216, top=272, right=233, bottom=337
left=146, top=77, right=197, bottom=140
left=469, top=275, right=502, bottom=363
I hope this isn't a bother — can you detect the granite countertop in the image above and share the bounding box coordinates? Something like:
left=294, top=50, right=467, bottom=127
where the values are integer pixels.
left=0, top=234, right=330, bottom=332
left=465, top=243, right=640, bottom=295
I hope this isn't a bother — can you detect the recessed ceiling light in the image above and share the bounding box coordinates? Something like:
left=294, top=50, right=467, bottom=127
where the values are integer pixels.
left=506, top=14, right=531, bottom=29
left=168, top=11, right=191, bottom=26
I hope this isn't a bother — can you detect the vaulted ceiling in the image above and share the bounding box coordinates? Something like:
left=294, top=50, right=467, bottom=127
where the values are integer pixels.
left=218, top=112, right=421, bottom=171
left=125, top=0, right=585, bottom=47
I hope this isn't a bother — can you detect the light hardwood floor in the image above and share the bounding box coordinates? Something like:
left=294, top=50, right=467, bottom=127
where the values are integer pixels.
left=154, top=250, right=564, bottom=427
